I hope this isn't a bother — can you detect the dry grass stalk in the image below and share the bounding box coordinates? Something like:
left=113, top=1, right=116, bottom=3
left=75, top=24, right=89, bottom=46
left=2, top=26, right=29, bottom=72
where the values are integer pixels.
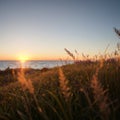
left=91, top=74, right=110, bottom=119
left=17, top=68, right=43, bottom=114
left=64, top=48, right=75, bottom=60
left=91, top=59, right=110, bottom=120
left=18, top=69, right=34, bottom=94
left=114, top=27, right=120, bottom=37
left=58, top=67, right=71, bottom=102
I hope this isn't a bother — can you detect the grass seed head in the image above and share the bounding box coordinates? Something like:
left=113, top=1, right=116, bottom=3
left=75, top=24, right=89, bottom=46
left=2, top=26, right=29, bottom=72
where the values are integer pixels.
left=58, top=67, right=71, bottom=102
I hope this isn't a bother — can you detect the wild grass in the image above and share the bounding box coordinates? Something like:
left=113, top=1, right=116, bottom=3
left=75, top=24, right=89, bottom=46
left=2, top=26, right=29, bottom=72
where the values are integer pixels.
left=0, top=32, right=120, bottom=120
left=0, top=55, right=120, bottom=120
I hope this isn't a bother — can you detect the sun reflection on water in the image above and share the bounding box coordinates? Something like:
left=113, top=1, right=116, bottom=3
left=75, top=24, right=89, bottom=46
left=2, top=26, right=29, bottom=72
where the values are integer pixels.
left=18, top=55, right=29, bottom=68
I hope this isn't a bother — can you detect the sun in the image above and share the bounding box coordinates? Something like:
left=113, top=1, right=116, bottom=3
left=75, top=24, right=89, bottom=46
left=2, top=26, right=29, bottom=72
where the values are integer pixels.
left=18, top=55, right=29, bottom=63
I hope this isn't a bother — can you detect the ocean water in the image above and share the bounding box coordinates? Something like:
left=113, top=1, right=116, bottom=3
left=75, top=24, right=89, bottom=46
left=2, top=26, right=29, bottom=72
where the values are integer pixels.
left=0, top=60, right=73, bottom=70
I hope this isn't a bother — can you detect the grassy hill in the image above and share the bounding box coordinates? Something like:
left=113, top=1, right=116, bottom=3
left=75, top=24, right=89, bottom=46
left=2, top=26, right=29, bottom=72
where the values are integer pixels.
left=0, top=59, right=120, bottom=120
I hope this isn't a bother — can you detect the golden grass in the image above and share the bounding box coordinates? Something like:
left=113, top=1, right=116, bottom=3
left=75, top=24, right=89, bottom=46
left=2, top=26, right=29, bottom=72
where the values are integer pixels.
left=17, top=69, right=34, bottom=94
left=91, top=58, right=110, bottom=120
left=0, top=49, right=120, bottom=120
left=58, top=67, right=71, bottom=102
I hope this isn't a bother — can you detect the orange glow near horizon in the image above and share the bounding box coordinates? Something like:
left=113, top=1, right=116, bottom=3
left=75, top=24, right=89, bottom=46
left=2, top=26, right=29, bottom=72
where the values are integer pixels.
left=0, top=52, right=70, bottom=61
left=0, top=55, right=64, bottom=61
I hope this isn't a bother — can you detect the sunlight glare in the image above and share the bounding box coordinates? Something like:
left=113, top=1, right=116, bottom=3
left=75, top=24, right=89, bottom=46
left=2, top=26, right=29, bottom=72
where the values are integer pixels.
left=18, top=55, right=29, bottom=63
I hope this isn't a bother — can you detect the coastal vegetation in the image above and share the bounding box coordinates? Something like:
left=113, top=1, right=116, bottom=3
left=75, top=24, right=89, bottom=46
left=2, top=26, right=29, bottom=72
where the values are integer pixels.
left=0, top=28, right=120, bottom=120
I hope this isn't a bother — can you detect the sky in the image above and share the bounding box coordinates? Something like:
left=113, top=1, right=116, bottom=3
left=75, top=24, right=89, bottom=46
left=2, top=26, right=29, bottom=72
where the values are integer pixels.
left=0, top=0, right=120, bottom=60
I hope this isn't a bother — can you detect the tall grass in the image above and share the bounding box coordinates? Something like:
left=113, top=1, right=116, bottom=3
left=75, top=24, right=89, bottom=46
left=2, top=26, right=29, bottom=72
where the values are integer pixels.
left=0, top=47, right=120, bottom=119
left=18, top=68, right=34, bottom=94
left=58, top=67, right=71, bottom=102
left=0, top=28, right=120, bottom=119
left=91, top=59, right=110, bottom=120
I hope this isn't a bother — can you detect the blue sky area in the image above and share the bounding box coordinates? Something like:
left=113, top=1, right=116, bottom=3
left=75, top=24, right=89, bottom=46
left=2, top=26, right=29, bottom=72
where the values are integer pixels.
left=0, top=0, right=120, bottom=60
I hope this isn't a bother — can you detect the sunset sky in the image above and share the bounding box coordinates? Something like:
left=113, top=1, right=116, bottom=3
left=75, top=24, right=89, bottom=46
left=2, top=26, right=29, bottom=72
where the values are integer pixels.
left=0, top=0, right=120, bottom=60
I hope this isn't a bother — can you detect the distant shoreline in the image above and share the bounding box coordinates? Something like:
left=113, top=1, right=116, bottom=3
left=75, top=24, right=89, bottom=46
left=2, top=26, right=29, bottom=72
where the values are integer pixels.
left=0, top=60, right=73, bottom=71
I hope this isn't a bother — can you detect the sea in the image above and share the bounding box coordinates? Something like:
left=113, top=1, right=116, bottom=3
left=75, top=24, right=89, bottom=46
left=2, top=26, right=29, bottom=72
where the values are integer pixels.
left=0, top=60, right=73, bottom=70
